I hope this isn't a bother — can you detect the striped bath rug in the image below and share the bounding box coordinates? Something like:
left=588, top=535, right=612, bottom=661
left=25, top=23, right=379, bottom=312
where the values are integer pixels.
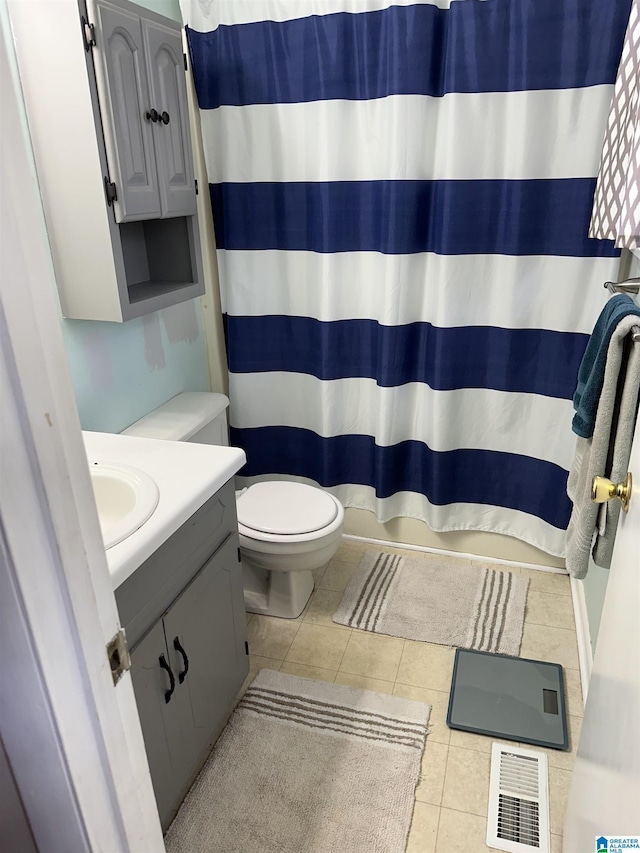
left=165, top=669, right=430, bottom=853
left=333, top=552, right=529, bottom=655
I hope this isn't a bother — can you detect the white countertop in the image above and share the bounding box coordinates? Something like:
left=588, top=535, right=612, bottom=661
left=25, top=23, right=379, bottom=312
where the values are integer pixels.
left=83, top=431, right=246, bottom=589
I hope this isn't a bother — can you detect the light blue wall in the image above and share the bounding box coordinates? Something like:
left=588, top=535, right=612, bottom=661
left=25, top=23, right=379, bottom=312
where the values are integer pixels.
left=61, top=0, right=211, bottom=434
left=63, top=303, right=210, bottom=433
left=135, top=0, right=182, bottom=20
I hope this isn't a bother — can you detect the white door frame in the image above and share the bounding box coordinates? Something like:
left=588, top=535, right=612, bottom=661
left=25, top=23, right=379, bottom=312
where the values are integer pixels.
left=0, top=8, right=164, bottom=850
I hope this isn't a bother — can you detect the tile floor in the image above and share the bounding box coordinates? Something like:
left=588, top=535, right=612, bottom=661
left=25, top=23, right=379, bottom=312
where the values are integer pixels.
left=244, top=540, right=582, bottom=853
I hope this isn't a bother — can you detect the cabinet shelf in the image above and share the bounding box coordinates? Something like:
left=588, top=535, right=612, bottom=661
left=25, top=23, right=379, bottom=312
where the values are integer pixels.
left=120, top=215, right=202, bottom=311
left=127, top=281, right=199, bottom=305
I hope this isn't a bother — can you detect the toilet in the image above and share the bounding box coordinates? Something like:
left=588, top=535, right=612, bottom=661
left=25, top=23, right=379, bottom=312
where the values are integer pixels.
left=122, top=392, right=344, bottom=618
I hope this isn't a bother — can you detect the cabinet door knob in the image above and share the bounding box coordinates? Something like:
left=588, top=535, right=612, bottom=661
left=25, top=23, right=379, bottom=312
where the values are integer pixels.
left=159, top=654, right=175, bottom=703
left=160, top=111, right=170, bottom=125
left=145, top=108, right=159, bottom=123
left=173, top=636, right=189, bottom=684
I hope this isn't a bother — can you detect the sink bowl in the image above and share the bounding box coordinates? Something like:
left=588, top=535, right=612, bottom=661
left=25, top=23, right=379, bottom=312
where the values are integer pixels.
left=89, top=461, right=160, bottom=549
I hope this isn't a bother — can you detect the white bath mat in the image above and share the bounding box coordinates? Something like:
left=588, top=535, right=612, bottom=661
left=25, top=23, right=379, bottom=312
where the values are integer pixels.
left=165, top=669, right=430, bottom=853
left=333, top=552, right=529, bottom=655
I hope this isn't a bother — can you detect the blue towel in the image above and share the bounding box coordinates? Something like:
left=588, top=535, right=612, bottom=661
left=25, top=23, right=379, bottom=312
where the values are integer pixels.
left=572, top=294, right=640, bottom=438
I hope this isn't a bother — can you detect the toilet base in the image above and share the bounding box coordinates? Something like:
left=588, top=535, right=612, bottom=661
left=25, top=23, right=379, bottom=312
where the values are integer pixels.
left=243, top=563, right=315, bottom=619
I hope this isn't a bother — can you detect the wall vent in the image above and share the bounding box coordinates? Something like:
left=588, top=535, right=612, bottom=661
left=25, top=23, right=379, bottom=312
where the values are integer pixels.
left=486, top=743, right=550, bottom=853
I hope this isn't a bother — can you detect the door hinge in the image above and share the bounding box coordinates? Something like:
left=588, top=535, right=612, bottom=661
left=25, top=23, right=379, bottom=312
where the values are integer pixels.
left=237, top=546, right=241, bottom=563
left=107, top=629, right=131, bottom=685
left=104, top=177, right=118, bottom=206
left=194, top=178, right=199, bottom=196
left=82, top=16, right=96, bottom=51
left=245, top=641, right=249, bottom=656
left=184, top=52, right=188, bottom=71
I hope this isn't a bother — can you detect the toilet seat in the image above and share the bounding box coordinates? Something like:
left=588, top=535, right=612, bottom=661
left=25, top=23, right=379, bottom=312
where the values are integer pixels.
left=237, top=481, right=338, bottom=536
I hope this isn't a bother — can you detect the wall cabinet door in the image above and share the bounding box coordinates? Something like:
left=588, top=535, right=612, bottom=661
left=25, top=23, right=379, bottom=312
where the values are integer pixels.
left=89, top=0, right=161, bottom=222
left=143, top=20, right=197, bottom=218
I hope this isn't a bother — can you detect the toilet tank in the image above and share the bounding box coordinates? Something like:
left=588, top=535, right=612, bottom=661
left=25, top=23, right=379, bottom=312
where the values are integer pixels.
left=121, top=392, right=230, bottom=446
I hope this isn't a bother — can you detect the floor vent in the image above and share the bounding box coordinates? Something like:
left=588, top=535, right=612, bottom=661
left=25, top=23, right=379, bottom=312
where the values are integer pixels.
left=486, top=743, right=550, bottom=853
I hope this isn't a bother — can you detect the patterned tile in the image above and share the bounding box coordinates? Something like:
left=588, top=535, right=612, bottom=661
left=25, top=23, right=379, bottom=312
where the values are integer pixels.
left=436, top=809, right=491, bottom=852
left=520, top=568, right=571, bottom=596
left=549, top=766, right=573, bottom=836
left=338, top=631, right=404, bottom=681
left=334, top=541, right=366, bottom=563
left=319, top=560, right=359, bottom=592
left=285, top=623, right=351, bottom=670
left=521, top=623, right=580, bottom=670
left=303, top=588, right=350, bottom=629
left=248, top=655, right=281, bottom=675
left=407, top=802, right=440, bottom=853
left=279, top=661, right=336, bottom=682
left=563, top=668, right=585, bottom=718
left=441, top=747, right=491, bottom=817
left=333, top=672, right=395, bottom=694
left=526, top=591, right=576, bottom=630
left=416, top=741, right=449, bottom=806
left=396, top=640, right=456, bottom=693
left=246, top=615, right=300, bottom=660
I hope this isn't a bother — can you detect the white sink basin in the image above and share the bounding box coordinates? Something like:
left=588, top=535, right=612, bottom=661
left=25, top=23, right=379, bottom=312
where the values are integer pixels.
left=89, top=461, right=160, bottom=550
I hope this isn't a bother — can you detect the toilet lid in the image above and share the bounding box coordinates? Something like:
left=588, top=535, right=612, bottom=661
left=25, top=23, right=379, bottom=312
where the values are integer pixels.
left=237, top=482, right=338, bottom=535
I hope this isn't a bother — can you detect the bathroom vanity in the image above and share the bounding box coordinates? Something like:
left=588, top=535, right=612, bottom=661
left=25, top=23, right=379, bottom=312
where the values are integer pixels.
left=83, top=432, right=248, bottom=829
left=116, top=482, right=246, bottom=829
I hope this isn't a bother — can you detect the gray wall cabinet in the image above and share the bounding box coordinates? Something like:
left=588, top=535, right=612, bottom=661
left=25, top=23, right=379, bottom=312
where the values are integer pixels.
left=12, top=0, right=205, bottom=322
left=115, top=481, right=249, bottom=829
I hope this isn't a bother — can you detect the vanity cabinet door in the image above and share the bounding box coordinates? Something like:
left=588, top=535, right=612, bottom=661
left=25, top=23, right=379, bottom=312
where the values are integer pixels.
left=88, top=0, right=162, bottom=222
left=142, top=19, right=197, bottom=218
left=163, top=535, right=249, bottom=769
left=128, top=620, right=189, bottom=826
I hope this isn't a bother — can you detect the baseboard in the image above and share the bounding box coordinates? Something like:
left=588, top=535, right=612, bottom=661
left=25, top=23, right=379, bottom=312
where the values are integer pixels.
left=570, top=576, right=592, bottom=705
left=342, top=533, right=568, bottom=574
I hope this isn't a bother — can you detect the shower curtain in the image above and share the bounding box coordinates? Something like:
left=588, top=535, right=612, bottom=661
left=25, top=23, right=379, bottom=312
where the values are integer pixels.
left=181, top=0, right=630, bottom=557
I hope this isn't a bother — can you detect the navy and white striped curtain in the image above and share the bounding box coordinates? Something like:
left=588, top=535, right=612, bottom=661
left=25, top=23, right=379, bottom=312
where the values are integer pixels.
left=182, top=0, right=629, bottom=557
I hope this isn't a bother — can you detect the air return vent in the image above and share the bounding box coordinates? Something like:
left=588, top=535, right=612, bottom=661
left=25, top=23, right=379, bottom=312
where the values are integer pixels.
left=486, top=743, right=550, bottom=853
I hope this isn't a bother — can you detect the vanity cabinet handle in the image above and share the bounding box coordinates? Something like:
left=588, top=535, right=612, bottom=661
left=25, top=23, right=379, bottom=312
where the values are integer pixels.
left=173, top=637, right=189, bottom=684
left=160, top=111, right=170, bottom=125
left=145, top=108, right=159, bottom=122
left=159, top=654, right=175, bottom=703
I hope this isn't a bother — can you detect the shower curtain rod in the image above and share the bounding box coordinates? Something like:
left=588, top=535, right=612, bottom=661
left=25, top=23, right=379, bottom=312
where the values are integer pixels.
left=603, top=278, right=640, bottom=342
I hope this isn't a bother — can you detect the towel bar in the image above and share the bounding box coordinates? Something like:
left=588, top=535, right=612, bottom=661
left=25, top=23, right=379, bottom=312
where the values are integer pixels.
left=603, top=280, right=640, bottom=342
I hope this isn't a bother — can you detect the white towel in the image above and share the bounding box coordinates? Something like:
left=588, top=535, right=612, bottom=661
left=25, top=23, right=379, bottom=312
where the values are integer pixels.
left=566, top=316, right=640, bottom=579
